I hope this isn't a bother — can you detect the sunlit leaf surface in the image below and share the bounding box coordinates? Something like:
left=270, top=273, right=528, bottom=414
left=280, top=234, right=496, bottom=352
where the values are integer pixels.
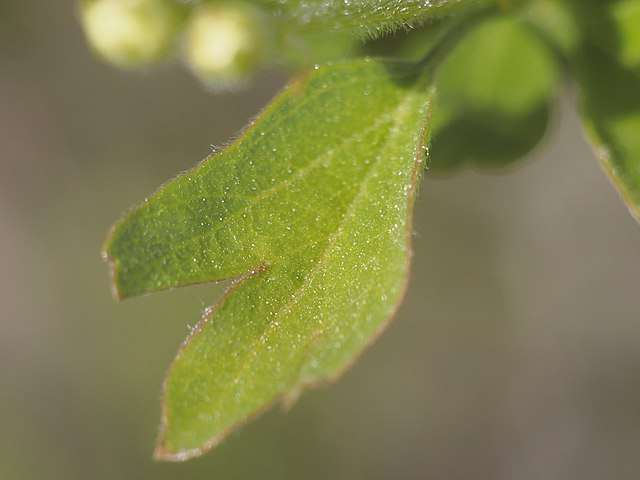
left=104, top=58, right=434, bottom=460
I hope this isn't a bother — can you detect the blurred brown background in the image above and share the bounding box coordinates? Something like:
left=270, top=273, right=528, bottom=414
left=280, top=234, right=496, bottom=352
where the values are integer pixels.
left=2, top=2, right=640, bottom=479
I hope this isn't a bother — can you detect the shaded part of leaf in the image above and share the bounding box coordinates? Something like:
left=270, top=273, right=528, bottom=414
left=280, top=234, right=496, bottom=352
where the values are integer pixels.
left=428, top=13, right=557, bottom=170
left=572, top=40, right=640, bottom=220
left=561, top=0, right=640, bottom=73
left=430, top=104, right=550, bottom=170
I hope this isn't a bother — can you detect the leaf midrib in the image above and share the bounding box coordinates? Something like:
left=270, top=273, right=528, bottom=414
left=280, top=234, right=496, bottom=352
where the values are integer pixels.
left=196, top=88, right=424, bottom=427
left=143, top=106, right=401, bottom=285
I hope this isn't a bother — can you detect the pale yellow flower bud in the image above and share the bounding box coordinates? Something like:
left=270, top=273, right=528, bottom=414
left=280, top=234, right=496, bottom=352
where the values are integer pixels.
left=81, top=0, right=180, bottom=68
left=185, top=3, right=266, bottom=87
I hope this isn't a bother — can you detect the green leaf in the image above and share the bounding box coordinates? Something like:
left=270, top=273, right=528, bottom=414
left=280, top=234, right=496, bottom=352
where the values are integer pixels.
left=103, top=58, right=434, bottom=460
left=523, top=0, right=581, bottom=57
left=612, top=0, right=640, bottom=71
left=561, top=0, right=640, bottom=73
left=572, top=42, right=640, bottom=220
left=430, top=14, right=558, bottom=170
left=555, top=0, right=640, bottom=219
left=253, top=0, right=497, bottom=37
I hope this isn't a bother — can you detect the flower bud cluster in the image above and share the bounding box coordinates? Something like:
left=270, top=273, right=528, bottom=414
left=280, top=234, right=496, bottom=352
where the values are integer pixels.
left=80, top=0, right=269, bottom=86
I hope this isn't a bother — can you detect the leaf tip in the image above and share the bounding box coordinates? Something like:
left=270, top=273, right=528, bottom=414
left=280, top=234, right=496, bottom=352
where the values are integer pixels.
left=280, top=387, right=302, bottom=412
left=152, top=408, right=199, bottom=462
left=100, top=243, right=126, bottom=302
left=153, top=405, right=227, bottom=462
left=152, top=440, right=200, bottom=463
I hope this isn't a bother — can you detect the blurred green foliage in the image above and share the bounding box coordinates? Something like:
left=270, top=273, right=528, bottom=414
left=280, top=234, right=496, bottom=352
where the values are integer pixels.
left=430, top=14, right=557, bottom=169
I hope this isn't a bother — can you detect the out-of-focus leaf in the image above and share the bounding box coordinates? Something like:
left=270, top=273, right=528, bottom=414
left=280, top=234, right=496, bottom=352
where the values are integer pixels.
left=103, top=58, right=434, bottom=460
left=611, top=0, right=640, bottom=71
left=572, top=43, right=640, bottom=220
left=429, top=15, right=558, bottom=170
left=562, top=0, right=640, bottom=73
left=552, top=0, right=640, bottom=219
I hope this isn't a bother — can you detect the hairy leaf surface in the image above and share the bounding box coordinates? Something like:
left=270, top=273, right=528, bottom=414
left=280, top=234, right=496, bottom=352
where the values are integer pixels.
left=254, top=0, right=496, bottom=37
left=104, top=58, right=434, bottom=460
